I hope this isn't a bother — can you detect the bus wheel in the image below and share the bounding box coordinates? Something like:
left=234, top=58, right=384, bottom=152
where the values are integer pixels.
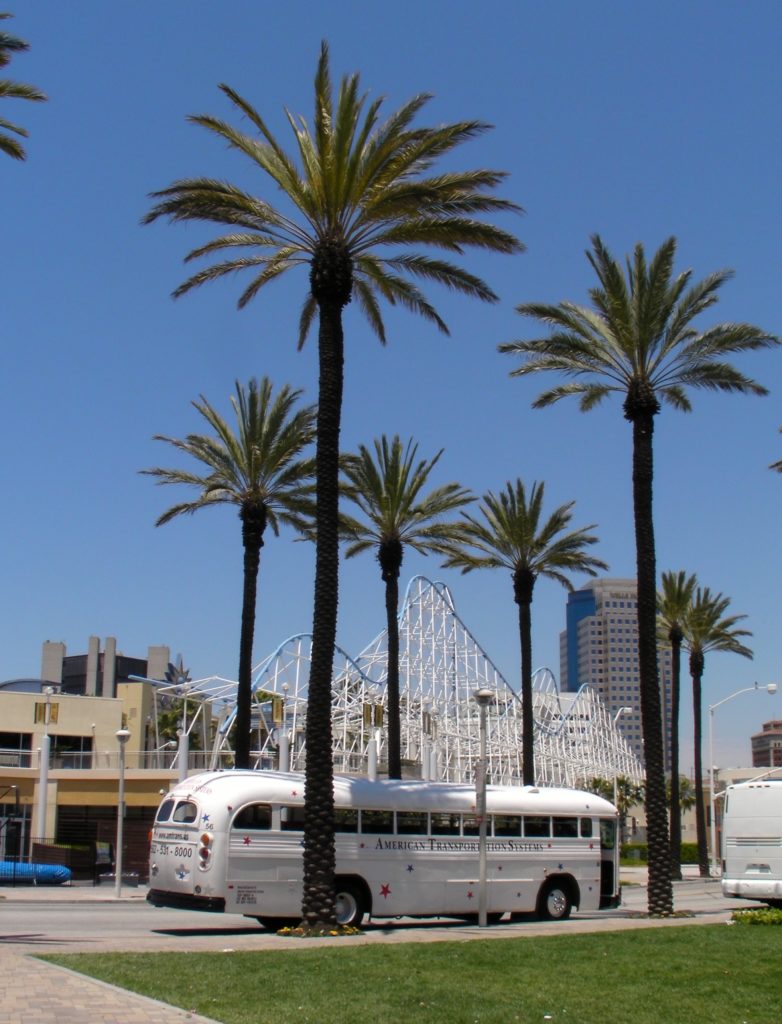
left=335, top=881, right=366, bottom=928
left=537, top=880, right=572, bottom=921
left=254, top=916, right=298, bottom=931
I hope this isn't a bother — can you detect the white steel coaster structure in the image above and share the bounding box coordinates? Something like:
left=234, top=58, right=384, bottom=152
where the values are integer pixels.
left=180, top=576, right=641, bottom=788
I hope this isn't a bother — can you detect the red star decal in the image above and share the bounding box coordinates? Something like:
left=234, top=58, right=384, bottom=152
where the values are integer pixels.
left=359, top=842, right=365, bottom=849
left=243, top=836, right=251, bottom=846
left=291, top=790, right=298, bottom=797
left=380, top=884, right=391, bottom=898
left=467, top=890, right=474, bottom=899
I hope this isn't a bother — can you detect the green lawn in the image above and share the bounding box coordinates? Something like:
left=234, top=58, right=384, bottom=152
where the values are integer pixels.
left=44, top=925, right=780, bottom=1024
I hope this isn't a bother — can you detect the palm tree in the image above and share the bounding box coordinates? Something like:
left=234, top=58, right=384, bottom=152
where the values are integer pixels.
left=141, top=378, right=316, bottom=770
left=0, top=12, right=46, bottom=160
left=341, top=436, right=472, bottom=779
left=657, top=570, right=697, bottom=879
left=685, top=587, right=753, bottom=877
left=144, top=43, right=521, bottom=930
left=500, top=234, right=777, bottom=915
left=667, top=774, right=697, bottom=815
left=586, top=776, right=644, bottom=845
left=442, top=480, right=607, bottom=785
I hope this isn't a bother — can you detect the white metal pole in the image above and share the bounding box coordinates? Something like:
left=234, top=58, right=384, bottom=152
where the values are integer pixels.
left=35, top=734, right=50, bottom=841
left=177, top=728, right=189, bottom=784
left=478, top=704, right=487, bottom=928
left=708, top=704, right=717, bottom=876
left=35, top=688, right=54, bottom=842
left=278, top=730, right=290, bottom=773
left=474, top=689, right=493, bottom=928
left=115, top=729, right=130, bottom=899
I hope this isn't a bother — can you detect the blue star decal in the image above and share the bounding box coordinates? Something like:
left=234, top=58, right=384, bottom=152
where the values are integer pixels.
left=406, top=864, right=414, bottom=872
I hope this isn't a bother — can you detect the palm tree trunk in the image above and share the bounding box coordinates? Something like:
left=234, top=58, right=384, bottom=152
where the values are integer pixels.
left=629, top=406, right=673, bottom=915
left=514, top=568, right=535, bottom=786
left=668, top=634, right=682, bottom=880
left=301, top=294, right=344, bottom=929
left=235, top=503, right=266, bottom=769
left=384, top=563, right=402, bottom=780
left=690, top=651, right=709, bottom=877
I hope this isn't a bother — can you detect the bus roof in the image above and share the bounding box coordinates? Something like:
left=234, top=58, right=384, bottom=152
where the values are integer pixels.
left=168, top=770, right=616, bottom=816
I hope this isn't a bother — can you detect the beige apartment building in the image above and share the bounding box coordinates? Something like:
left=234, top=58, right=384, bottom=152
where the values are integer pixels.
left=0, top=638, right=198, bottom=880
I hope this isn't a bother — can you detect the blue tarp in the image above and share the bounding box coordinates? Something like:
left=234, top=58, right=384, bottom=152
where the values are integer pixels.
left=0, top=862, right=71, bottom=885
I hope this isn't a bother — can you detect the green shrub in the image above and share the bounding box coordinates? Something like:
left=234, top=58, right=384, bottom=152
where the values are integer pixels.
left=731, top=906, right=782, bottom=926
left=621, top=842, right=700, bottom=864
left=622, top=843, right=648, bottom=862
left=679, top=842, right=699, bottom=864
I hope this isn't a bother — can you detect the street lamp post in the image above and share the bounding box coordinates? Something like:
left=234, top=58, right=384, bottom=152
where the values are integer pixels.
left=708, top=682, right=778, bottom=875
left=35, top=687, right=55, bottom=841
left=114, top=728, right=131, bottom=899
left=611, top=707, right=634, bottom=807
left=473, top=688, right=494, bottom=928
left=612, top=707, right=634, bottom=846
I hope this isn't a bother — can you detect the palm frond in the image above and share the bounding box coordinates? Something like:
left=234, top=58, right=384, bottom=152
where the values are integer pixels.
left=505, top=234, right=778, bottom=421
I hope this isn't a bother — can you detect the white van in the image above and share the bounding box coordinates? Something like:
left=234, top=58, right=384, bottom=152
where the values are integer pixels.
left=720, top=779, right=782, bottom=907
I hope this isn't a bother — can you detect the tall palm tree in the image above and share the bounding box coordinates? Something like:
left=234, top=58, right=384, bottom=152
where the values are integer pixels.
left=500, top=234, right=777, bottom=914
left=685, top=587, right=753, bottom=877
left=0, top=12, right=46, bottom=160
left=141, top=378, right=316, bottom=770
left=657, top=570, right=697, bottom=879
left=442, top=480, right=607, bottom=785
left=144, top=43, right=521, bottom=930
left=341, top=436, right=472, bottom=779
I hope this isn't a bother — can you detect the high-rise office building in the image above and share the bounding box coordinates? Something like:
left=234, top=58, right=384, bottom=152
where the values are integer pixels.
left=559, top=578, right=672, bottom=768
left=751, top=720, right=782, bottom=767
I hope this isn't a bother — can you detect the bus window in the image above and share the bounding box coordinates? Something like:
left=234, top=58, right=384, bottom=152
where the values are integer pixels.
left=493, top=815, right=522, bottom=837
left=580, top=817, right=594, bottom=838
left=523, top=815, right=551, bottom=838
left=232, top=803, right=271, bottom=831
left=553, top=817, right=579, bottom=838
left=156, top=799, right=175, bottom=823
left=396, top=811, right=428, bottom=835
left=281, top=805, right=306, bottom=831
left=600, top=818, right=616, bottom=851
left=361, top=809, right=393, bottom=834
left=431, top=812, right=460, bottom=836
left=172, top=801, right=198, bottom=824
left=335, top=808, right=359, bottom=833
left=462, top=814, right=481, bottom=836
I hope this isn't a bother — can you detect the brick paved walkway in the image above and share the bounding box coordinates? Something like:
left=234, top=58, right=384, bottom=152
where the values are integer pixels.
left=0, top=948, right=222, bottom=1024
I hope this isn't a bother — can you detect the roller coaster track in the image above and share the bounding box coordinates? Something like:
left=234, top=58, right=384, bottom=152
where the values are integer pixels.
left=169, top=576, right=642, bottom=787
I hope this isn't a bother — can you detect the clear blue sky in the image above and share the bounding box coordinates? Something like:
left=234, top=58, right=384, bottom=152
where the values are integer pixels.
left=3, top=1, right=780, bottom=771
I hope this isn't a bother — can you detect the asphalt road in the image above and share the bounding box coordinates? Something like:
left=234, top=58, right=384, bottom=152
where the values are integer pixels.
left=0, top=876, right=740, bottom=955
